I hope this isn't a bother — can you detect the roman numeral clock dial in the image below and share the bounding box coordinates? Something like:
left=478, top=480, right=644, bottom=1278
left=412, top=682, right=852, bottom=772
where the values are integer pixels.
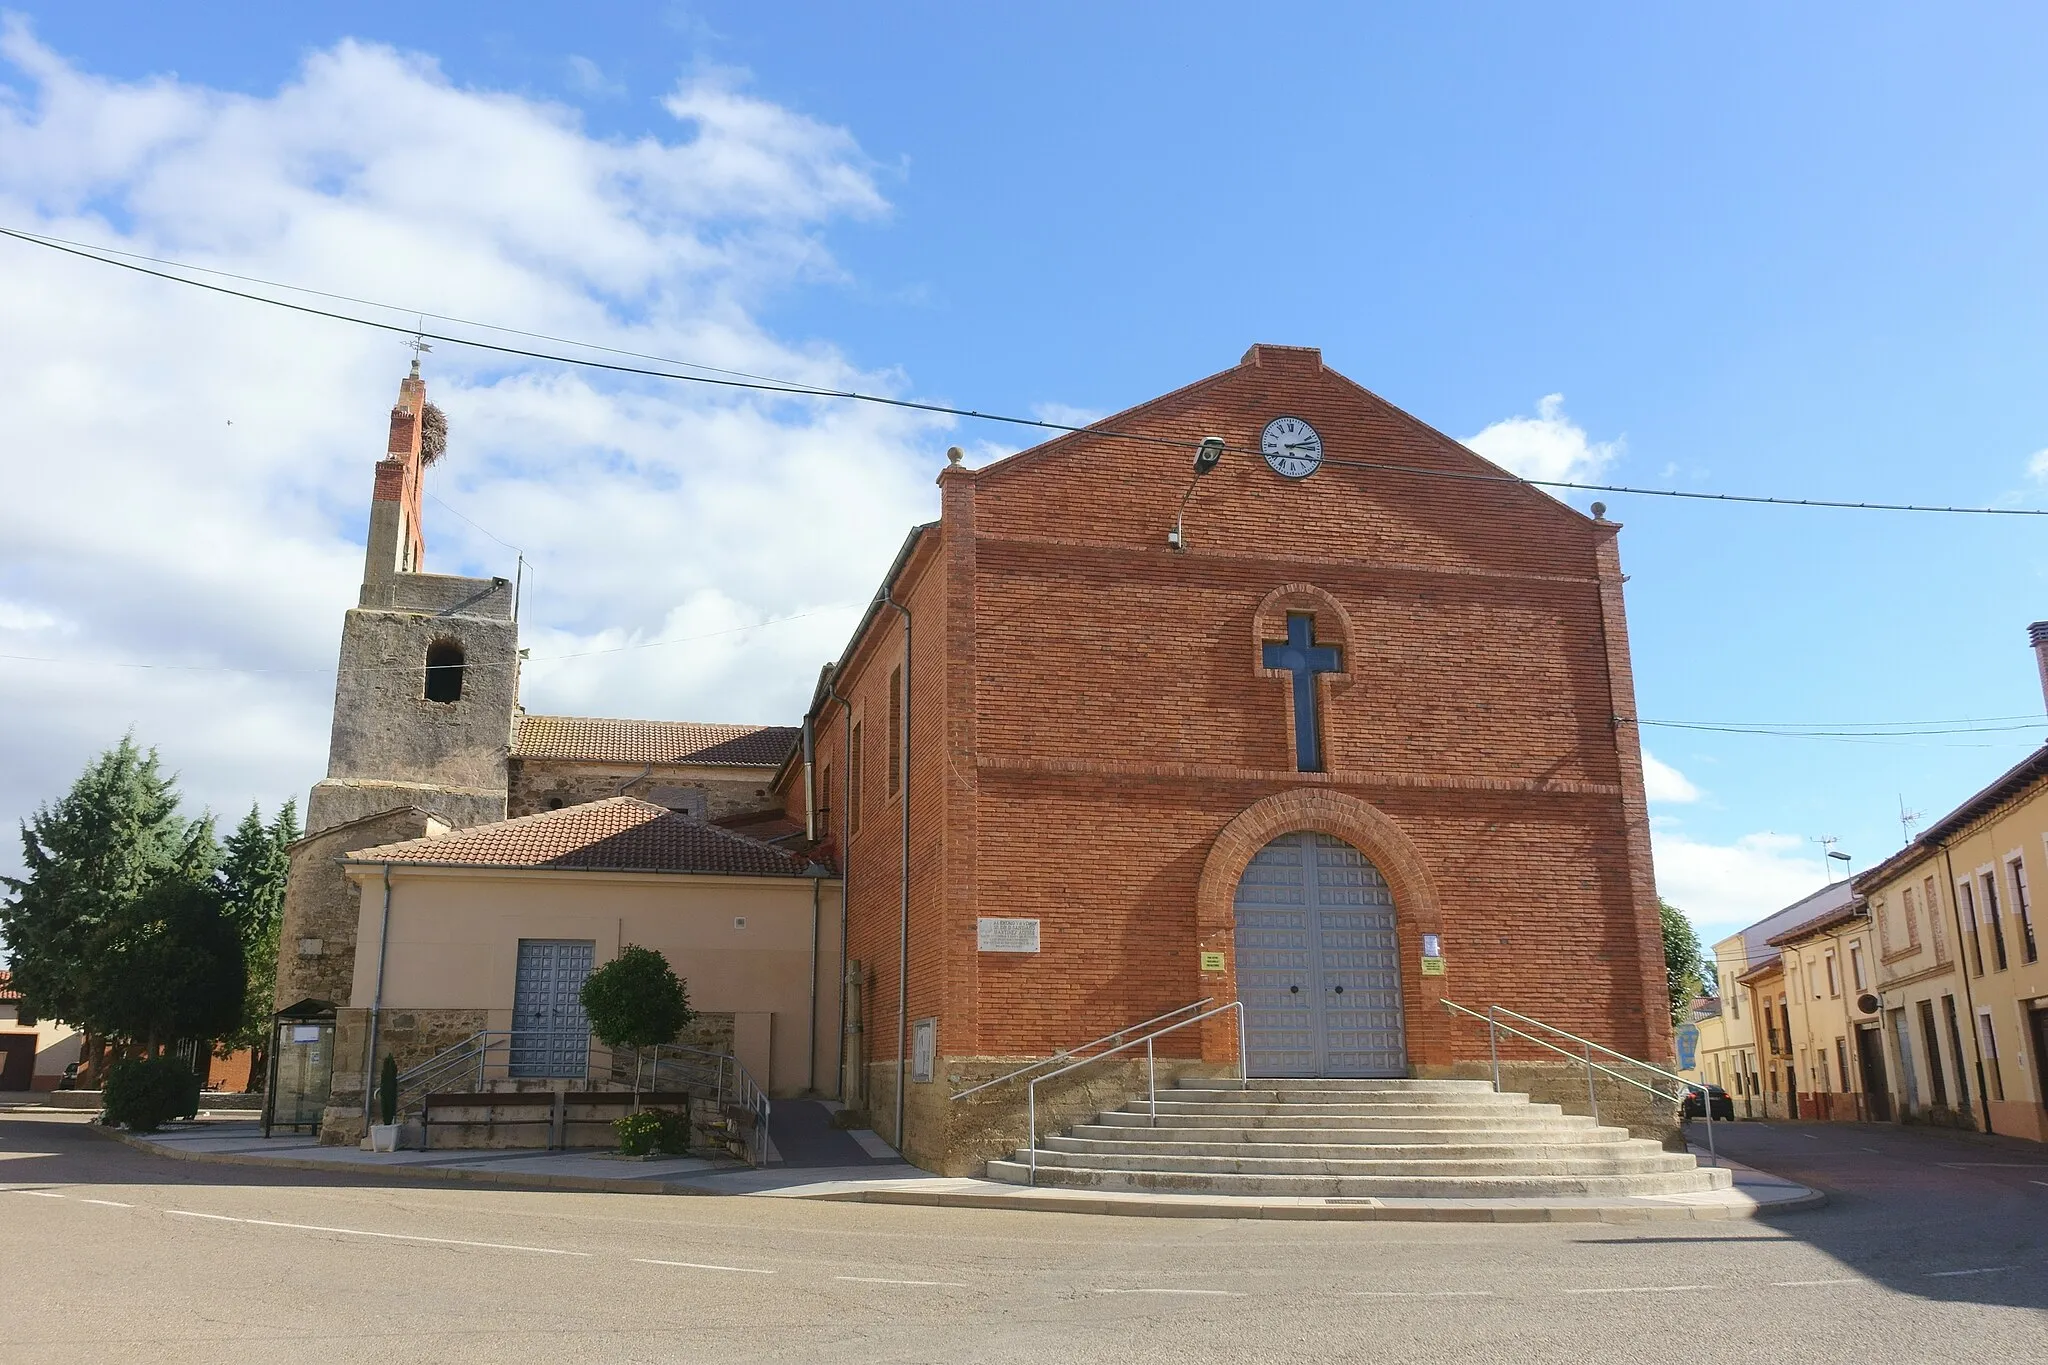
left=1260, top=416, right=1323, bottom=480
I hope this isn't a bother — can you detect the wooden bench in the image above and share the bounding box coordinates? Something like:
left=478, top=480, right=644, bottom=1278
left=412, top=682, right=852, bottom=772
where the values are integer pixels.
left=421, top=1089, right=703, bottom=1150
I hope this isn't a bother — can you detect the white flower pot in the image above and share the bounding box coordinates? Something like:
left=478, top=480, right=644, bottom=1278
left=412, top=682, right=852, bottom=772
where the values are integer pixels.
left=369, top=1123, right=399, bottom=1152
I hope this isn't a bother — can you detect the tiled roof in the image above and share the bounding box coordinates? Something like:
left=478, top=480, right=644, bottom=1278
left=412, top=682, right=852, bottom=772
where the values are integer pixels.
left=1854, top=742, right=2048, bottom=893
left=1766, top=900, right=1866, bottom=948
left=513, top=715, right=798, bottom=767
left=0, top=972, right=20, bottom=1003
left=343, top=798, right=816, bottom=878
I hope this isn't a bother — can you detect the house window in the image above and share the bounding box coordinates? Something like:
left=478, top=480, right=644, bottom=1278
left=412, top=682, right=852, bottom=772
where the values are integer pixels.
left=1850, top=942, right=1866, bottom=991
left=1924, top=877, right=1946, bottom=961
left=1981, top=872, right=2008, bottom=971
left=1728, top=979, right=1741, bottom=1020
left=1809, top=962, right=1822, bottom=1000
left=1824, top=952, right=1839, bottom=997
left=1780, top=998, right=1792, bottom=1054
left=1959, top=880, right=1984, bottom=976
left=887, top=666, right=903, bottom=797
left=1818, top=1047, right=1831, bottom=1092
left=849, top=722, right=863, bottom=837
left=1835, top=1038, right=1850, bottom=1094
left=424, top=639, right=465, bottom=703
left=1917, top=1000, right=1948, bottom=1107
left=1900, top=886, right=1920, bottom=948
left=2012, top=856, right=2038, bottom=965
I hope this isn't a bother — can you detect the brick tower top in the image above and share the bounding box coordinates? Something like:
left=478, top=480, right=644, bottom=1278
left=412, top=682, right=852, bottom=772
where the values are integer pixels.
left=364, top=362, right=431, bottom=586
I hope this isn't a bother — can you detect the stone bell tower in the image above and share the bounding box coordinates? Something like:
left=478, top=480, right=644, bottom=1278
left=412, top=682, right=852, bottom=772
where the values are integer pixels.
left=276, top=364, right=519, bottom=1014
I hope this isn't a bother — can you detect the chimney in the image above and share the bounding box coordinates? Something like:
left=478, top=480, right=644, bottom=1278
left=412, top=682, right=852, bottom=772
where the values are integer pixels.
left=2031, top=622, right=2048, bottom=712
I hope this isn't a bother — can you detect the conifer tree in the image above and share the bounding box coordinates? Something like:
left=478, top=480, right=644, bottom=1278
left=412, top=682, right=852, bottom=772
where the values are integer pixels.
left=219, top=799, right=300, bottom=1071
left=0, top=737, right=192, bottom=1022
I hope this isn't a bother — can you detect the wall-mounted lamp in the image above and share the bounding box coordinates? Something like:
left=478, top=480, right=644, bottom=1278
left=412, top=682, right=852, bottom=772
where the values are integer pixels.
left=1169, top=436, right=1227, bottom=550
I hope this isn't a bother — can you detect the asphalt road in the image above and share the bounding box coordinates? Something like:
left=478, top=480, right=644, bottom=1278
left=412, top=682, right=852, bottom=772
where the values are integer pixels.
left=2, top=1112, right=2044, bottom=1364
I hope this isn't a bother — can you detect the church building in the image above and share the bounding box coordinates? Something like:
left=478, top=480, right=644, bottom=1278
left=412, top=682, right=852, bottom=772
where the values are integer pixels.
left=274, top=344, right=1669, bottom=1176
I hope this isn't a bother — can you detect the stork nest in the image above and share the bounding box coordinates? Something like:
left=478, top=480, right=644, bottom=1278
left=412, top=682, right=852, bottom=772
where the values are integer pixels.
left=420, top=401, right=449, bottom=466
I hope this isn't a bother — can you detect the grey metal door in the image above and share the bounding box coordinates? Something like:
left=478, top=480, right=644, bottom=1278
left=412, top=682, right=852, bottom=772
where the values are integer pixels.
left=1233, top=832, right=1405, bottom=1077
left=510, top=939, right=595, bottom=1078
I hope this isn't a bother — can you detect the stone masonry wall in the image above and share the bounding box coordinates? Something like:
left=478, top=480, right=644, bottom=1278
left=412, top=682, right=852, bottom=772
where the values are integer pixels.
left=274, top=807, right=441, bottom=1013
left=507, top=759, right=781, bottom=822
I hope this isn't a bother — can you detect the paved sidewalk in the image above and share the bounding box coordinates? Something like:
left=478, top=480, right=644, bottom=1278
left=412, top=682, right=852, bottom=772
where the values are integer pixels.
left=89, top=1117, right=1819, bottom=1221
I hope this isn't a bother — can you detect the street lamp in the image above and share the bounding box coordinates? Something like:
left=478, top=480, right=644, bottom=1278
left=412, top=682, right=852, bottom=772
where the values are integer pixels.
left=1169, top=436, right=1227, bottom=550
left=1827, top=849, right=1853, bottom=879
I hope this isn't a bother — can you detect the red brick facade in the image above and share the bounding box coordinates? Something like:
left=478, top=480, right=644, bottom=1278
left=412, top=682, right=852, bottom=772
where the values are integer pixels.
left=797, top=345, right=1669, bottom=1159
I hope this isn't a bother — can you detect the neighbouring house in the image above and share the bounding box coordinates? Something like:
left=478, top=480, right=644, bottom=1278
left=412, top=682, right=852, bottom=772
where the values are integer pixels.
left=0, top=972, right=83, bottom=1091
left=1849, top=624, right=2048, bottom=1143
left=1768, top=898, right=1889, bottom=1122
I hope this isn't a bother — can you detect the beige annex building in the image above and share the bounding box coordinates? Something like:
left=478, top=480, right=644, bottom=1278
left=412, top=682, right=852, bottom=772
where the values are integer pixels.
left=270, top=368, right=832, bottom=1142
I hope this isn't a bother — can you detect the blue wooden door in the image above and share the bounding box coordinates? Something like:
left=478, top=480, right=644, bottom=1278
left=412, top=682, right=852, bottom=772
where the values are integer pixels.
left=1233, top=832, right=1406, bottom=1077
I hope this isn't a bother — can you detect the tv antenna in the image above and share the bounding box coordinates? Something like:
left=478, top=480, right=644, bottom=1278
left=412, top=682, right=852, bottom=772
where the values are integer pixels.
left=1811, top=834, right=1842, bottom=881
left=1898, top=795, right=1924, bottom=845
left=403, top=321, right=432, bottom=375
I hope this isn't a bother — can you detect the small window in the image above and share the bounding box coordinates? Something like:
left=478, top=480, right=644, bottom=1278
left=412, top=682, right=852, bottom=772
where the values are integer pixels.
left=546, top=797, right=564, bottom=810
left=424, top=639, right=465, bottom=703
left=887, top=666, right=903, bottom=797
left=1850, top=941, right=1866, bottom=991
left=849, top=721, right=864, bottom=836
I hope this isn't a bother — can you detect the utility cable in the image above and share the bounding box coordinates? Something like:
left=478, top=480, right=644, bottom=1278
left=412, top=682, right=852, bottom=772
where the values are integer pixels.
left=7, top=224, right=2048, bottom=518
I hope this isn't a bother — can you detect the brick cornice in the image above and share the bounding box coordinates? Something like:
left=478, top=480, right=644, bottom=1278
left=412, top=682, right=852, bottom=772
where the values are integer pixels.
left=975, top=531, right=1600, bottom=588
left=974, top=752, right=1620, bottom=797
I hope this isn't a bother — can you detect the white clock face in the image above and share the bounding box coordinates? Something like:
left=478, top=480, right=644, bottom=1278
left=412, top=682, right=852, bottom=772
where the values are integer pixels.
left=1260, top=416, right=1323, bottom=479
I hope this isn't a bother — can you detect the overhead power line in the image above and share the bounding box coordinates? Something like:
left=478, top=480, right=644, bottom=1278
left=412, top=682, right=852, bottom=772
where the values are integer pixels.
left=7, top=224, right=2048, bottom=519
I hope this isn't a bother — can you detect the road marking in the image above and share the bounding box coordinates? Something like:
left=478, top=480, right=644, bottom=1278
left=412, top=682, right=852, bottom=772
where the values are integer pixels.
left=1092, top=1288, right=1248, bottom=1297
left=1348, top=1290, right=1495, bottom=1298
left=1564, top=1284, right=1707, bottom=1295
left=1772, top=1279, right=1864, bottom=1287
left=8, top=1189, right=67, bottom=1198
left=1925, top=1267, right=2011, bottom=1278
left=1938, top=1162, right=2048, bottom=1169
left=634, top=1259, right=776, bottom=1275
left=1801, top=1133, right=1821, bottom=1141
left=2033, top=1181, right=2048, bottom=1189
left=164, top=1210, right=589, bottom=1256
left=79, top=1198, right=133, bottom=1208
left=836, top=1276, right=968, bottom=1288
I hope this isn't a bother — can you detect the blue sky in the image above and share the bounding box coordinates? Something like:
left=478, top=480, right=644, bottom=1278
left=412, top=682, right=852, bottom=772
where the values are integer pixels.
left=3, top=3, right=2046, bottom=942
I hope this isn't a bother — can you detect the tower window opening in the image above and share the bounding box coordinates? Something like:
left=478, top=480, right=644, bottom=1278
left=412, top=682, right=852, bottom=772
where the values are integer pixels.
left=424, top=639, right=466, bottom=703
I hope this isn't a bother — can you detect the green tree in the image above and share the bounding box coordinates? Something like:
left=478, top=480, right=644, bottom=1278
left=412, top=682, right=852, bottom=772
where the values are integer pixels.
left=581, top=945, right=692, bottom=1054
left=1661, top=898, right=1707, bottom=1026
left=0, top=737, right=193, bottom=1022
left=76, top=869, right=246, bottom=1051
left=218, top=799, right=300, bottom=1082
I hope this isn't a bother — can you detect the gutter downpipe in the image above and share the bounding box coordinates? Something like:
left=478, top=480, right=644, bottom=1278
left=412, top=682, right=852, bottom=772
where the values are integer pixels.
left=801, top=713, right=819, bottom=1095
left=881, top=586, right=912, bottom=1152
left=807, top=872, right=821, bottom=1095
left=1938, top=840, right=1994, bottom=1134
left=824, top=673, right=854, bottom=1103
left=362, top=863, right=394, bottom=1127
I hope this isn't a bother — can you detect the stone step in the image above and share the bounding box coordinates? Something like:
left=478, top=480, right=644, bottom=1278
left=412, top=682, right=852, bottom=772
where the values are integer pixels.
left=1135, top=1100, right=1570, bottom=1119
left=1016, top=1146, right=1698, bottom=1178
left=1181, top=1077, right=1499, bottom=1094
left=1050, top=1134, right=1660, bottom=1162
left=985, top=1161, right=1734, bottom=1198
left=1087, top=1113, right=1610, bottom=1136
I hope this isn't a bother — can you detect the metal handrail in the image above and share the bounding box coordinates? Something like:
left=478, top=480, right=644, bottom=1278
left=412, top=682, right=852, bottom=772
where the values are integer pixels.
left=1441, top=999, right=1715, bottom=1162
left=640, top=1043, right=772, bottom=1167
left=950, top=999, right=1214, bottom=1102
left=1022, top=1000, right=1248, bottom=1187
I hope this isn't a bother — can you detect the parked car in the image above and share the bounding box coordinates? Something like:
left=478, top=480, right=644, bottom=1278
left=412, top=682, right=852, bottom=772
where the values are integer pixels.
left=1680, top=1083, right=1735, bottom=1121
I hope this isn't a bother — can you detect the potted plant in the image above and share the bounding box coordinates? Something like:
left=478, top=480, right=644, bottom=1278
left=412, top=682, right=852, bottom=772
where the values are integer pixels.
left=369, top=1053, right=400, bottom=1152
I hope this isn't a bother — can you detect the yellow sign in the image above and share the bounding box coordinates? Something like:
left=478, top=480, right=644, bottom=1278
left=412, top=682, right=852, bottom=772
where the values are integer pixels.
left=1419, top=956, right=1447, bottom=976
left=1199, top=951, right=1226, bottom=972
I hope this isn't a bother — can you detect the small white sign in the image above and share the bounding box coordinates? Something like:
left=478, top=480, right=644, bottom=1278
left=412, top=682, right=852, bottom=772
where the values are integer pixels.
left=911, top=1017, right=937, bottom=1084
left=977, top=917, right=1041, bottom=953
left=290, top=1024, right=322, bottom=1045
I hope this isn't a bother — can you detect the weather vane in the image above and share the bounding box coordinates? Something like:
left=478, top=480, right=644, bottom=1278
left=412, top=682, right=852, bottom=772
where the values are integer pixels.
left=403, top=319, right=432, bottom=375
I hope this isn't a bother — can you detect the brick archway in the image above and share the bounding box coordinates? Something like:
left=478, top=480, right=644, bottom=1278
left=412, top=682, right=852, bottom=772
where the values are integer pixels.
left=1194, top=788, right=1449, bottom=1070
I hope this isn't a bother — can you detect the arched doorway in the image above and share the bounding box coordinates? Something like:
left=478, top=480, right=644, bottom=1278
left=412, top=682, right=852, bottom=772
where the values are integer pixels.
left=1233, top=831, right=1406, bottom=1078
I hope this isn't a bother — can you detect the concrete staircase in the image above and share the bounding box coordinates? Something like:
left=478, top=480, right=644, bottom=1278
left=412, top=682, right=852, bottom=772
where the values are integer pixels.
left=986, top=1076, right=1730, bottom=1199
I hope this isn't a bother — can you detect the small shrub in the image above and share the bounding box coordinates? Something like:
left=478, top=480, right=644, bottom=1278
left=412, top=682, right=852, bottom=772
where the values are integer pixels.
left=103, top=1056, right=202, bottom=1133
left=581, top=945, right=692, bottom=1052
left=614, top=1107, right=691, bottom=1156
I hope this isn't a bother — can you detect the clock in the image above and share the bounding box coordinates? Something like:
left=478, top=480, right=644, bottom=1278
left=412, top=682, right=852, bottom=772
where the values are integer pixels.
left=1260, top=416, right=1323, bottom=480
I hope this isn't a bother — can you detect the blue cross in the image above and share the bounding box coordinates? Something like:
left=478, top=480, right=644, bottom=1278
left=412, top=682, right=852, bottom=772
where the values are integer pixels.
left=1262, top=613, right=1343, bottom=772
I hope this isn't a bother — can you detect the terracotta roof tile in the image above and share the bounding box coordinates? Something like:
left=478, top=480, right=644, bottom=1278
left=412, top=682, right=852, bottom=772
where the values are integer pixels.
left=513, top=715, right=798, bottom=767
left=0, top=972, right=20, bottom=1003
left=343, top=798, right=815, bottom=877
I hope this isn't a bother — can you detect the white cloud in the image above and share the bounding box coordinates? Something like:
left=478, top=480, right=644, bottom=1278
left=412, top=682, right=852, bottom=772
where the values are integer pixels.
left=1641, top=751, right=1700, bottom=803
left=1650, top=828, right=1828, bottom=946
left=0, top=22, right=938, bottom=875
left=2027, top=447, right=2048, bottom=482
left=1464, top=393, right=1621, bottom=483
left=564, top=55, right=624, bottom=99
